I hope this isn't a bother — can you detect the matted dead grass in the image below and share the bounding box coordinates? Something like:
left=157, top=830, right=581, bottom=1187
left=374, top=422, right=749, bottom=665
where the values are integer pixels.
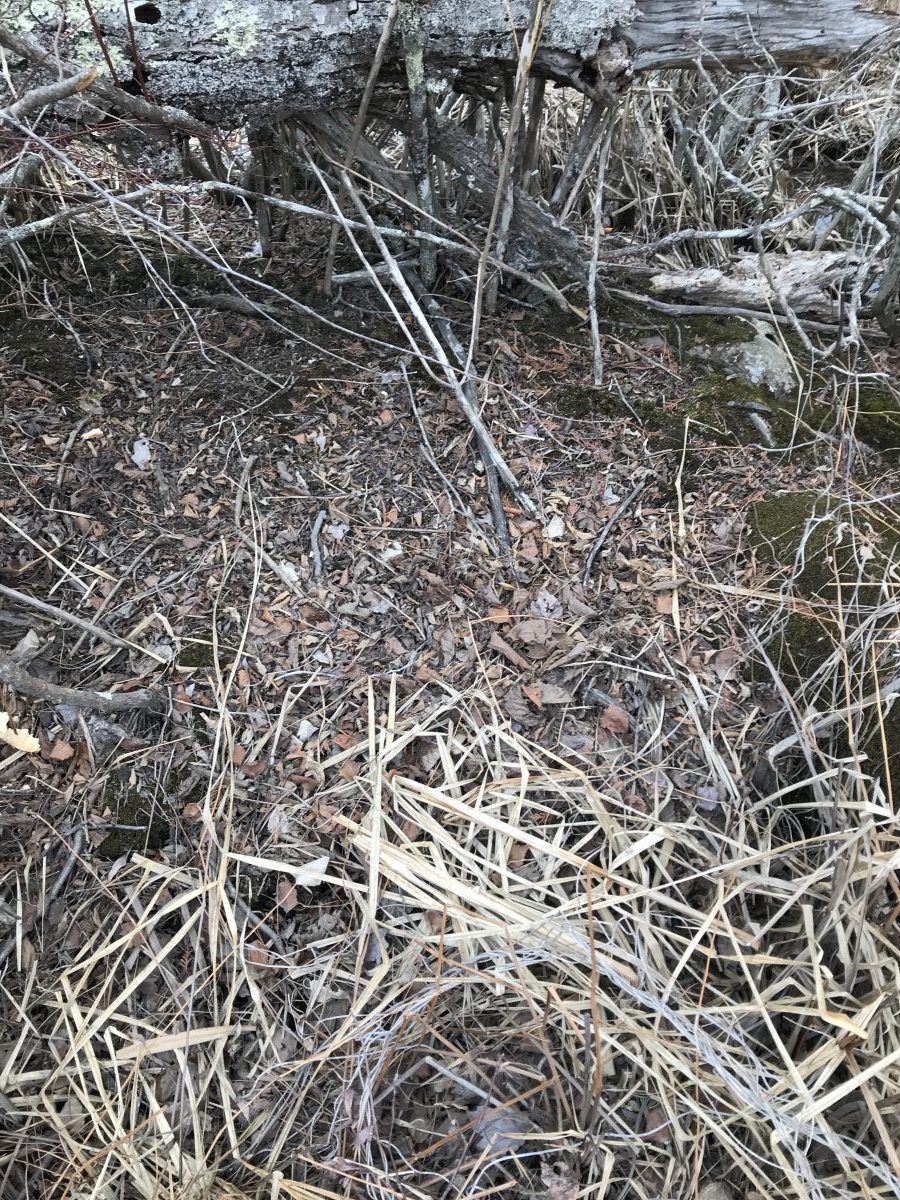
left=2, top=665, right=900, bottom=1199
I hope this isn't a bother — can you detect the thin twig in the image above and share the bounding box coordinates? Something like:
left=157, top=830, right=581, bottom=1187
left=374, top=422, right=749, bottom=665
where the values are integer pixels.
left=400, top=363, right=469, bottom=517
left=0, top=653, right=160, bottom=713
left=581, top=480, right=648, bottom=588
left=310, top=510, right=327, bottom=581
left=0, top=584, right=167, bottom=663
left=234, top=454, right=257, bottom=527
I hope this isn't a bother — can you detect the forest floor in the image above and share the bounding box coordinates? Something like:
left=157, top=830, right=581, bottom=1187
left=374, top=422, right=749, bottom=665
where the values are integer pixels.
left=2, top=214, right=900, bottom=1200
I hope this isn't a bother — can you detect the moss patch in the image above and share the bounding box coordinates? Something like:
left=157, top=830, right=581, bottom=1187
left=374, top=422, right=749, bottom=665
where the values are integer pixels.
left=177, top=639, right=223, bottom=669
left=96, top=779, right=174, bottom=859
left=750, top=490, right=836, bottom=600
left=854, top=384, right=900, bottom=451
left=750, top=489, right=900, bottom=793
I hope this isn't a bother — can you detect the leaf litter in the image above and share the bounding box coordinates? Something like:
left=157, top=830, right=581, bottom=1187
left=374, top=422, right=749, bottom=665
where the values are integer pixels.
left=0, top=230, right=899, bottom=1200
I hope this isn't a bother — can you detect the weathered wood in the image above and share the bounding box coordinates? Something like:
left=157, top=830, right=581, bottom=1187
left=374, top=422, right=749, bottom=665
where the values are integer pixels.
left=4, top=1, right=896, bottom=126
left=630, top=0, right=898, bottom=70
left=647, top=250, right=862, bottom=319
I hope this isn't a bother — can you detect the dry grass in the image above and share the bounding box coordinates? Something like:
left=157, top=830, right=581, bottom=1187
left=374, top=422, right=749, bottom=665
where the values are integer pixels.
left=3, top=649, right=900, bottom=1198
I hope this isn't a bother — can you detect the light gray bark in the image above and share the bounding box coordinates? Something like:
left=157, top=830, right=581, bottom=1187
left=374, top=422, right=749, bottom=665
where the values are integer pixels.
left=630, top=0, right=899, bottom=70
left=4, top=1, right=896, bottom=126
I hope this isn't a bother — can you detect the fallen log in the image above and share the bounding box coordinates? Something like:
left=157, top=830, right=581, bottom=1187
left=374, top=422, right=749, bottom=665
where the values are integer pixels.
left=2, top=1, right=898, bottom=126
left=648, top=250, right=862, bottom=320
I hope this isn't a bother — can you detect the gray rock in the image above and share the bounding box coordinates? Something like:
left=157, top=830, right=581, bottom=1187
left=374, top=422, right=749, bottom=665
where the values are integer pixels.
left=689, top=321, right=795, bottom=396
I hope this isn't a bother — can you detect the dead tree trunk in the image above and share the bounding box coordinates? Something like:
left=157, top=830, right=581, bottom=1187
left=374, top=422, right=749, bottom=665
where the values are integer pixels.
left=3, top=1, right=897, bottom=125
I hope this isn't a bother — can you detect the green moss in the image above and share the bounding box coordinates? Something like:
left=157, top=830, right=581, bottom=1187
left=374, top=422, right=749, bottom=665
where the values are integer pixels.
left=96, top=780, right=173, bottom=859
left=750, top=490, right=835, bottom=599
left=854, top=384, right=900, bottom=451
left=177, top=639, right=221, bottom=669
left=779, top=611, right=840, bottom=677
left=554, top=385, right=622, bottom=419
left=751, top=490, right=900, bottom=601
left=680, top=315, right=758, bottom=346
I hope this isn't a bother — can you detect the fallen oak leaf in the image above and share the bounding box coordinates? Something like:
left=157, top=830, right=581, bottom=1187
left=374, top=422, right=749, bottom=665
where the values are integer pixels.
left=45, top=738, right=76, bottom=762
left=600, top=703, right=630, bottom=734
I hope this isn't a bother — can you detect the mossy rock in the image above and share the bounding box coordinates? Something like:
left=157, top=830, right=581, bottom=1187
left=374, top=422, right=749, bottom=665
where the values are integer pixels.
left=749, top=489, right=900, bottom=600
left=855, top=384, right=900, bottom=451
left=750, top=489, right=900, bottom=795
left=96, top=778, right=174, bottom=859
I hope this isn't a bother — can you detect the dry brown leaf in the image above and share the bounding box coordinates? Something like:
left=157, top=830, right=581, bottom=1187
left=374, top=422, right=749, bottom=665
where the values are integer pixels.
left=531, top=587, right=563, bottom=619
left=540, top=683, right=575, bottom=705
left=642, top=1105, right=671, bottom=1143
left=541, top=1162, right=580, bottom=1200
left=16, top=936, right=36, bottom=970
left=45, top=739, right=76, bottom=762
left=244, top=940, right=272, bottom=969
left=600, top=703, right=630, bottom=734
left=698, top=1185, right=733, bottom=1200
left=508, top=617, right=555, bottom=647
left=502, top=687, right=533, bottom=724
left=712, top=647, right=742, bottom=680
left=655, top=592, right=674, bottom=615
left=0, top=712, right=40, bottom=754
left=276, top=880, right=298, bottom=913
left=507, top=842, right=529, bottom=871
left=488, top=605, right=511, bottom=624
left=523, top=682, right=543, bottom=708
left=489, top=631, right=531, bottom=670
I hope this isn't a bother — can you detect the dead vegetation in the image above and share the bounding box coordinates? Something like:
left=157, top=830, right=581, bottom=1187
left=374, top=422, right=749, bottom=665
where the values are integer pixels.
left=1, top=18, right=900, bottom=1200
